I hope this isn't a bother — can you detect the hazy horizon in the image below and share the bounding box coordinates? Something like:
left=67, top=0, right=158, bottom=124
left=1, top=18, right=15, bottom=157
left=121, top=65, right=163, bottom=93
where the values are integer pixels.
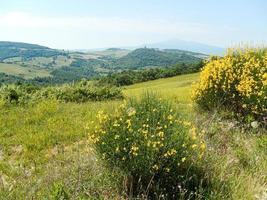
left=0, top=0, right=266, bottom=49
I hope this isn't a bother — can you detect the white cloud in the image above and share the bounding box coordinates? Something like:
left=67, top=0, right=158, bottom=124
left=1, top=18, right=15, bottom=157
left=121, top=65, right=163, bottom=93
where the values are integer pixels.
left=0, top=11, right=234, bottom=48
left=0, top=11, right=217, bottom=33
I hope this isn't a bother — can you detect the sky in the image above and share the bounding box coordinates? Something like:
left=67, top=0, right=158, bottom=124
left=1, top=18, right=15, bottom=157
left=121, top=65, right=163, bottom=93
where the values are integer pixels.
left=0, top=0, right=266, bottom=49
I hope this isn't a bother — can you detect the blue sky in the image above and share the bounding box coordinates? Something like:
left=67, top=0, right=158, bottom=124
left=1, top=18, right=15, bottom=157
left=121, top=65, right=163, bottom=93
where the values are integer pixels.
left=0, top=0, right=266, bottom=49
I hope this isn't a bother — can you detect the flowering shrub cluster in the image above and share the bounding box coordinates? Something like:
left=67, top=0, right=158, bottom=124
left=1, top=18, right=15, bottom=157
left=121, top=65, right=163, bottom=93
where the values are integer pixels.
left=91, top=93, right=206, bottom=198
left=193, top=48, right=267, bottom=120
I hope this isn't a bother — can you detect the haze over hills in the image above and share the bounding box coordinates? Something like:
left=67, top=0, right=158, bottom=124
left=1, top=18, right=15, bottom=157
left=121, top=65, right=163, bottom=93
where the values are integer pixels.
left=74, top=39, right=224, bottom=56
left=0, top=41, right=206, bottom=84
left=145, top=39, right=225, bottom=55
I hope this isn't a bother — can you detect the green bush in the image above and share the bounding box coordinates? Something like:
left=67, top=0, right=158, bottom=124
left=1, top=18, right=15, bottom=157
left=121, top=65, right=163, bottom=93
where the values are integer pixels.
left=91, top=93, right=206, bottom=198
left=0, top=80, right=123, bottom=105
left=0, top=84, right=39, bottom=104
left=50, top=80, right=123, bottom=103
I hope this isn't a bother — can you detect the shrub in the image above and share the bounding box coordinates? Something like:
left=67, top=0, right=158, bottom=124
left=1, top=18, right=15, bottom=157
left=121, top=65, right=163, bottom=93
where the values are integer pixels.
left=192, top=48, right=267, bottom=121
left=0, top=84, right=39, bottom=105
left=50, top=81, right=123, bottom=103
left=0, top=80, right=123, bottom=105
left=91, top=93, right=206, bottom=198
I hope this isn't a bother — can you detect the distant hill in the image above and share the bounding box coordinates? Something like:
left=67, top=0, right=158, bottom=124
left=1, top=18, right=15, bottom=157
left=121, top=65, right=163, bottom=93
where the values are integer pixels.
left=0, top=41, right=50, bottom=50
left=146, top=39, right=225, bottom=55
left=0, top=41, right=65, bottom=61
left=0, top=41, right=205, bottom=84
left=110, top=48, right=204, bottom=69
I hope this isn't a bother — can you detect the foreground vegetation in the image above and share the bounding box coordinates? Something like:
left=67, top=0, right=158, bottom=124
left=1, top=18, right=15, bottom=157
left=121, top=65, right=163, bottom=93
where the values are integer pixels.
left=0, top=71, right=266, bottom=199
left=193, top=48, right=267, bottom=122
left=0, top=45, right=267, bottom=199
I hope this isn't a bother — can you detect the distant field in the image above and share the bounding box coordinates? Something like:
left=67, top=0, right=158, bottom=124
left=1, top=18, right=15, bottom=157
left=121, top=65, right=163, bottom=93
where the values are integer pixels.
left=28, top=56, right=74, bottom=69
left=88, top=49, right=130, bottom=58
left=0, top=62, right=51, bottom=79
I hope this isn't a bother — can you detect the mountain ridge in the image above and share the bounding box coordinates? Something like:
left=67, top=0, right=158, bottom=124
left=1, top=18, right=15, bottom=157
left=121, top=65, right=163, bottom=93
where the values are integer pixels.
left=145, top=39, right=225, bottom=55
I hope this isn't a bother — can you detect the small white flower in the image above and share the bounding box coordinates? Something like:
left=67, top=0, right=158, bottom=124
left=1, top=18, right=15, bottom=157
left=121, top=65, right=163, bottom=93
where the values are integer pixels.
left=251, top=121, right=259, bottom=129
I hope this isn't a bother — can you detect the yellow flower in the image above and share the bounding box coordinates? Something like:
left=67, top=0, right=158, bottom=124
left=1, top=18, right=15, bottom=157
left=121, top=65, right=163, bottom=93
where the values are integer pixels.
left=158, top=131, right=164, bottom=137
left=127, top=107, right=136, bottom=116
left=152, top=164, right=159, bottom=171
left=114, top=135, right=120, bottom=139
left=165, top=167, right=170, bottom=173
left=126, top=119, right=131, bottom=128
left=200, top=143, right=206, bottom=151
left=115, top=147, right=120, bottom=152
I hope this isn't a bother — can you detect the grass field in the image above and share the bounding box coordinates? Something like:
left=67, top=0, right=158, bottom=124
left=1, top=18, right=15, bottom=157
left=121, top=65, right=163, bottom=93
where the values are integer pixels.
left=0, top=73, right=266, bottom=199
left=0, top=63, right=51, bottom=79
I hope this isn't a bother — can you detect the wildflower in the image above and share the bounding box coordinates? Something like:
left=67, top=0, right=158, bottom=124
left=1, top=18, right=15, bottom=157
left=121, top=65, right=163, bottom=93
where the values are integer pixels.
left=114, top=135, right=120, bottom=139
left=152, top=164, right=159, bottom=171
left=167, top=114, right=173, bottom=121
left=190, top=127, right=197, bottom=140
left=126, top=119, right=131, bottom=128
left=158, top=131, right=164, bottom=137
left=164, top=149, right=176, bottom=157
left=113, top=121, right=120, bottom=127
left=200, top=143, right=206, bottom=151
left=165, top=167, right=170, bottom=173
left=131, top=145, right=139, bottom=152
left=115, top=147, right=120, bottom=152
left=127, top=107, right=136, bottom=116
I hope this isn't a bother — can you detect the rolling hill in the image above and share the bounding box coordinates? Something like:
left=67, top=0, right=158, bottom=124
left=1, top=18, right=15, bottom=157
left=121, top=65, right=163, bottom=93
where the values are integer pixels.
left=0, top=41, right=206, bottom=84
left=0, top=41, right=66, bottom=61
left=109, top=48, right=203, bottom=69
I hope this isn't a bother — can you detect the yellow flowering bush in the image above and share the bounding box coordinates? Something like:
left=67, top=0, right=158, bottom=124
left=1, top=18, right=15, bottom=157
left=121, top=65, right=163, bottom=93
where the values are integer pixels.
left=91, top=93, right=206, bottom=198
left=193, top=48, right=267, bottom=120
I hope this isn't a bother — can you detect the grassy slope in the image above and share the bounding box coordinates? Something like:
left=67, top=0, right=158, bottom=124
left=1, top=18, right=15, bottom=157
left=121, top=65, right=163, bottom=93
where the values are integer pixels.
left=125, top=73, right=199, bottom=103
left=0, top=73, right=266, bottom=199
left=0, top=63, right=51, bottom=79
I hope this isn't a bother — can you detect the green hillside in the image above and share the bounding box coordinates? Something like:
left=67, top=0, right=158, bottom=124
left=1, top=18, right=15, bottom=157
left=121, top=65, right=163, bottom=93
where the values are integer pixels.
left=0, top=42, right=206, bottom=84
left=0, top=41, right=65, bottom=61
left=110, top=48, right=202, bottom=69
left=0, top=41, right=49, bottom=50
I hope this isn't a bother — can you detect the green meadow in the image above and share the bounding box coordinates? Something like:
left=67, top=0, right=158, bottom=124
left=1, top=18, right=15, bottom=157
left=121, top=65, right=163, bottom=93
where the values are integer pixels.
left=0, top=73, right=266, bottom=199
left=0, top=63, right=51, bottom=79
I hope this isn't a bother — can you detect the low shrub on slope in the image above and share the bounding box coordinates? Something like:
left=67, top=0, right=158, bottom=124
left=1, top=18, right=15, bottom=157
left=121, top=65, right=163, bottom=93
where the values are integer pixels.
left=0, top=80, right=123, bottom=105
